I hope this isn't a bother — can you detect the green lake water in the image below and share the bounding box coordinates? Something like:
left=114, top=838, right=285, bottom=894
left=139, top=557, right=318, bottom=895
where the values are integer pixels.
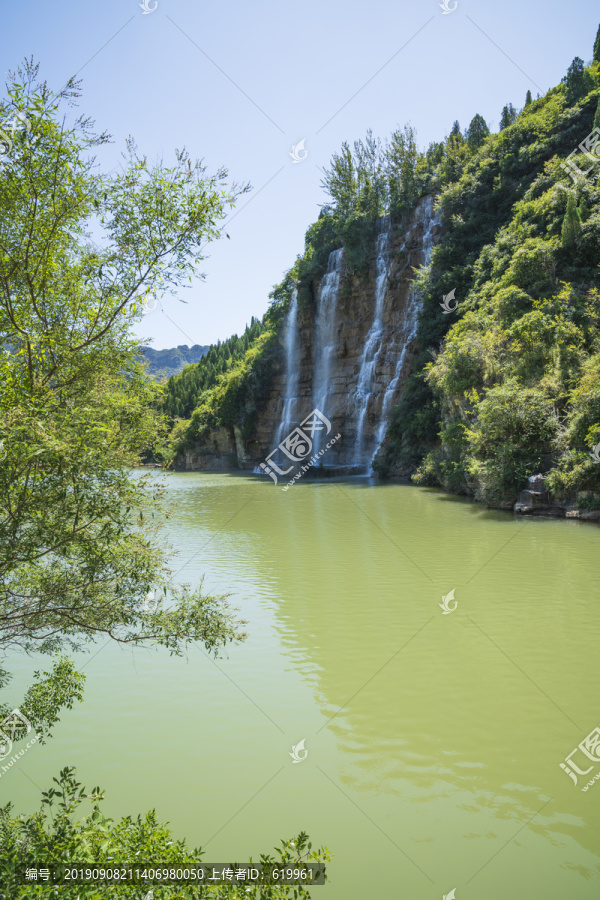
left=4, top=472, right=600, bottom=898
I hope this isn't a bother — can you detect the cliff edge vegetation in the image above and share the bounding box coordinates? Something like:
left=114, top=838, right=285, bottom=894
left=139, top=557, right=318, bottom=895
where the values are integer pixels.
left=376, top=41, right=600, bottom=510
left=162, top=28, right=600, bottom=513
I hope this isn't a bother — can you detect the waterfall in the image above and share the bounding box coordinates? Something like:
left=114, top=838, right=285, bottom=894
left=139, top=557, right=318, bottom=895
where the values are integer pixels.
left=372, top=196, right=439, bottom=460
left=353, top=215, right=392, bottom=465
left=312, top=248, right=344, bottom=455
left=274, top=288, right=300, bottom=449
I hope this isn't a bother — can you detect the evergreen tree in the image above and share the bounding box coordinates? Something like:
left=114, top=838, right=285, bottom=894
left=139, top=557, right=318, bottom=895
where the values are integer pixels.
left=594, top=23, right=600, bottom=63
left=466, top=114, right=490, bottom=149
left=500, top=103, right=518, bottom=129
left=594, top=96, right=600, bottom=130
left=450, top=120, right=462, bottom=139
left=524, top=89, right=532, bottom=107
left=561, top=194, right=581, bottom=248
left=162, top=316, right=269, bottom=419
left=562, top=57, right=590, bottom=105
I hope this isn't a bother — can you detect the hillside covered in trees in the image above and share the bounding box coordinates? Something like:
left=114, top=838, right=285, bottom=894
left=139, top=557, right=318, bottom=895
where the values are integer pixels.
left=377, top=40, right=600, bottom=508
left=161, top=28, right=600, bottom=510
left=162, top=316, right=270, bottom=420
left=140, top=343, right=209, bottom=378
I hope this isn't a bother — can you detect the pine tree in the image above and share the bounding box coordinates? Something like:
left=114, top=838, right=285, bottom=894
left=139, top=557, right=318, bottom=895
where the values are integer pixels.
left=450, top=120, right=461, bottom=137
left=500, top=103, right=518, bottom=130
left=466, top=114, right=490, bottom=149
left=594, top=23, right=600, bottom=63
left=524, top=89, right=532, bottom=107
left=561, top=194, right=581, bottom=249
left=562, top=57, right=589, bottom=105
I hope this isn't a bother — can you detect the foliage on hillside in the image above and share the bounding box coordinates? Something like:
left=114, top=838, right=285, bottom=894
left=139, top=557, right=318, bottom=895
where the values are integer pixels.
left=165, top=325, right=281, bottom=458
left=295, top=109, right=512, bottom=292
left=141, top=343, right=209, bottom=379
left=165, top=85, right=516, bottom=443
left=164, top=30, right=600, bottom=510
left=163, top=317, right=267, bottom=419
left=375, top=49, right=600, bottom=506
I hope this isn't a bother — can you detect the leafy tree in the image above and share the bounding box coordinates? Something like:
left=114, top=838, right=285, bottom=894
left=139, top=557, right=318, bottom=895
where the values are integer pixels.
left=386, top=123, right=419, bottom=216
left=525, top=89, right=533, bottom=107
left=377, top=66, right=600, bottom=503
left=319, top=141, right=357, bottom=219
left=466, top=114, right=490, bottom=149
left=320, top=130, right=386, bottom=220
left=561, top=193, right=582, bottom=248
left=0, top=767, right=331, bottom=898
left=0, top=660, right=85, bottom=746
left=0, top=61, right=250, bottom=730
left=594, top=22, right=600, bottom=63
left=500, top=103, right=518, bottom=129
left=353, top=129, right=386, bottom=216
left=465, top=381, right=559, bottom=503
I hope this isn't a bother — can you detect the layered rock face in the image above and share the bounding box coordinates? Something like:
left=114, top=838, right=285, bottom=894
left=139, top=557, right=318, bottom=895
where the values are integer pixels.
left=176, top=195, right=441, bottom=473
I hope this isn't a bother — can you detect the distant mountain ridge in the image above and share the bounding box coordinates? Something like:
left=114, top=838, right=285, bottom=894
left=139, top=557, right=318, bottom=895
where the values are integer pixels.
left=140, top=344, right=209, bottom=378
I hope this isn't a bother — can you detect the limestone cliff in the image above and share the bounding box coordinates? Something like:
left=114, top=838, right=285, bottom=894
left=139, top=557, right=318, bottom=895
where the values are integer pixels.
left=174, top=195, right=441, bottom=472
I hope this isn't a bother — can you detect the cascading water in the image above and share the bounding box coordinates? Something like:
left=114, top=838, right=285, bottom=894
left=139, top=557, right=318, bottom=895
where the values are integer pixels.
left=311, top=248, right=344, bottom=456
left=353, top=215, right=392, bottom=465
left=262, top=197, right=437, bottom=477
left=372, top=196, right=439, bottom=459
left=274, top=288, right=300, bottom=449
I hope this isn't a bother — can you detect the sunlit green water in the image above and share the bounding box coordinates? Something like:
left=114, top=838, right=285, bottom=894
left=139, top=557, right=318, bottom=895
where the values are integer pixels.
left=4, top=473, right=600, bottom=898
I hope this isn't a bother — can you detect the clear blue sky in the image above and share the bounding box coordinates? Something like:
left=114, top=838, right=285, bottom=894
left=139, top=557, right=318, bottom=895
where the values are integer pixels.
left=1, top=0, right=598, bottom=348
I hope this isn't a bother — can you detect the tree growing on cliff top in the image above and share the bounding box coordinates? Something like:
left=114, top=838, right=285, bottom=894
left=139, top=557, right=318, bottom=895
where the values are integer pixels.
left=562, top=56, right=594, bottom=105
left=0, top=61, right=250, bottom=734
left=500, top=103, right=518, bottom=130
left=466, top=113, right=490, bottom=149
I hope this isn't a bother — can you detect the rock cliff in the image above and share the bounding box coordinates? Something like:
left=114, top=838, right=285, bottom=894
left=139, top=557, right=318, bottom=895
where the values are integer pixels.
left=175, top=195, right=441, bottom=472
